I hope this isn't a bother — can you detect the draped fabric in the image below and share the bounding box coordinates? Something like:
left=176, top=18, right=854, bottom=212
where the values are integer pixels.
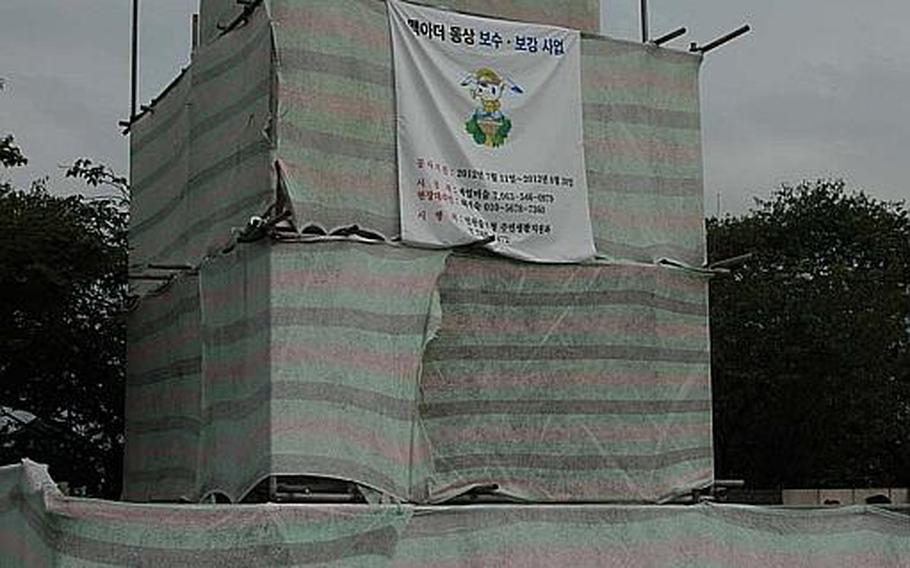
left=129, top=6, right=274, bottom=270
left=7, top=461, right=910, bottom=568
left=123, top=0, right=713, bottom=505
left=127, top=0, right=697, bottom=267
left=125, top=243, right=711, bottom=503
left=124, top=275, right=203, bottom=501
left=268, top=0, right=702, bottom=264
left=420, top=256, right=711, bottom=502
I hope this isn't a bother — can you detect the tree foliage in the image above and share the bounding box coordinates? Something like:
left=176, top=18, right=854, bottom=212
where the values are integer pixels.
left=0, top=141, right=127, bottom=498
left=0, top=135, right=27, bottom=170
left=708, top=179, right=910, bottom=488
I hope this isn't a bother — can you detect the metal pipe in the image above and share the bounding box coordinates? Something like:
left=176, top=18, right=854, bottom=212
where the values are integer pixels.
left=692, top=24, right=751, bottom=54
left=707, top=252, right=754, bottom=270
left=147, top=263, right=194, bottom=271
left=192, top=13, right=199, bottom=51
left=130, top=0, right=139, bottom=120
left=714, top=479, right=746, bottom=488
left=128, top=275, right=172, bottom=281
left=652, top=26, right=687, bottom=47
left=640, top=0, right=649, bottom=43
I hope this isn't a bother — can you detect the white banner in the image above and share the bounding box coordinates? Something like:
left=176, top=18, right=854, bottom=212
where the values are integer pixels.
left=389, top=0, right=595, bottom=262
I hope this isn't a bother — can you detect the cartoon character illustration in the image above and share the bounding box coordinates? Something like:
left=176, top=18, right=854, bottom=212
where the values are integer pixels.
left=461, top=68, right=523, bottom=148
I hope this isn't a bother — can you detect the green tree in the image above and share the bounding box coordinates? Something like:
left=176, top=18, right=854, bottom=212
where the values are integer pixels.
left=708, top=179, right=910, bottom=489
left=0, top=140, right=128, bottom=498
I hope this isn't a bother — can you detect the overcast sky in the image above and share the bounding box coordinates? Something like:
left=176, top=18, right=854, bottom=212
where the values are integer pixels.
left=0, top=0, right=907, bottom=213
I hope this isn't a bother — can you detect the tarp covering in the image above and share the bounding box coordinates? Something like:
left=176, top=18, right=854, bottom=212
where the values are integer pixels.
left=186, top=6, right=275, bottom=265
left=6, top=461, right=910, bottom=567
left=125, top=0, right=711, bottom=505
left=266, top=243, right=449, bottom=500
left=125, top=241, right=711, bottom=503
left=130, top=5, right=275, bottom=269
left=134, top=0, right=701, bottom=269
left=124, top=245, right=277, bottom=502
left=129, top=65, right=192, bottom=271
left=420, top=255, right=712, bottom=502
left=270, top=0, right=703, bottom=264
left=124, top=273, right=203, bottom=502
left=581, top=39, right=705, bottom=265
left=196, top=242, right=275, bottom=500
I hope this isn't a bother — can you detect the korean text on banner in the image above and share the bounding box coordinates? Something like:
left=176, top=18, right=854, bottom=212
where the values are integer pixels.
left=389, top=0, right=595, bottom=263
